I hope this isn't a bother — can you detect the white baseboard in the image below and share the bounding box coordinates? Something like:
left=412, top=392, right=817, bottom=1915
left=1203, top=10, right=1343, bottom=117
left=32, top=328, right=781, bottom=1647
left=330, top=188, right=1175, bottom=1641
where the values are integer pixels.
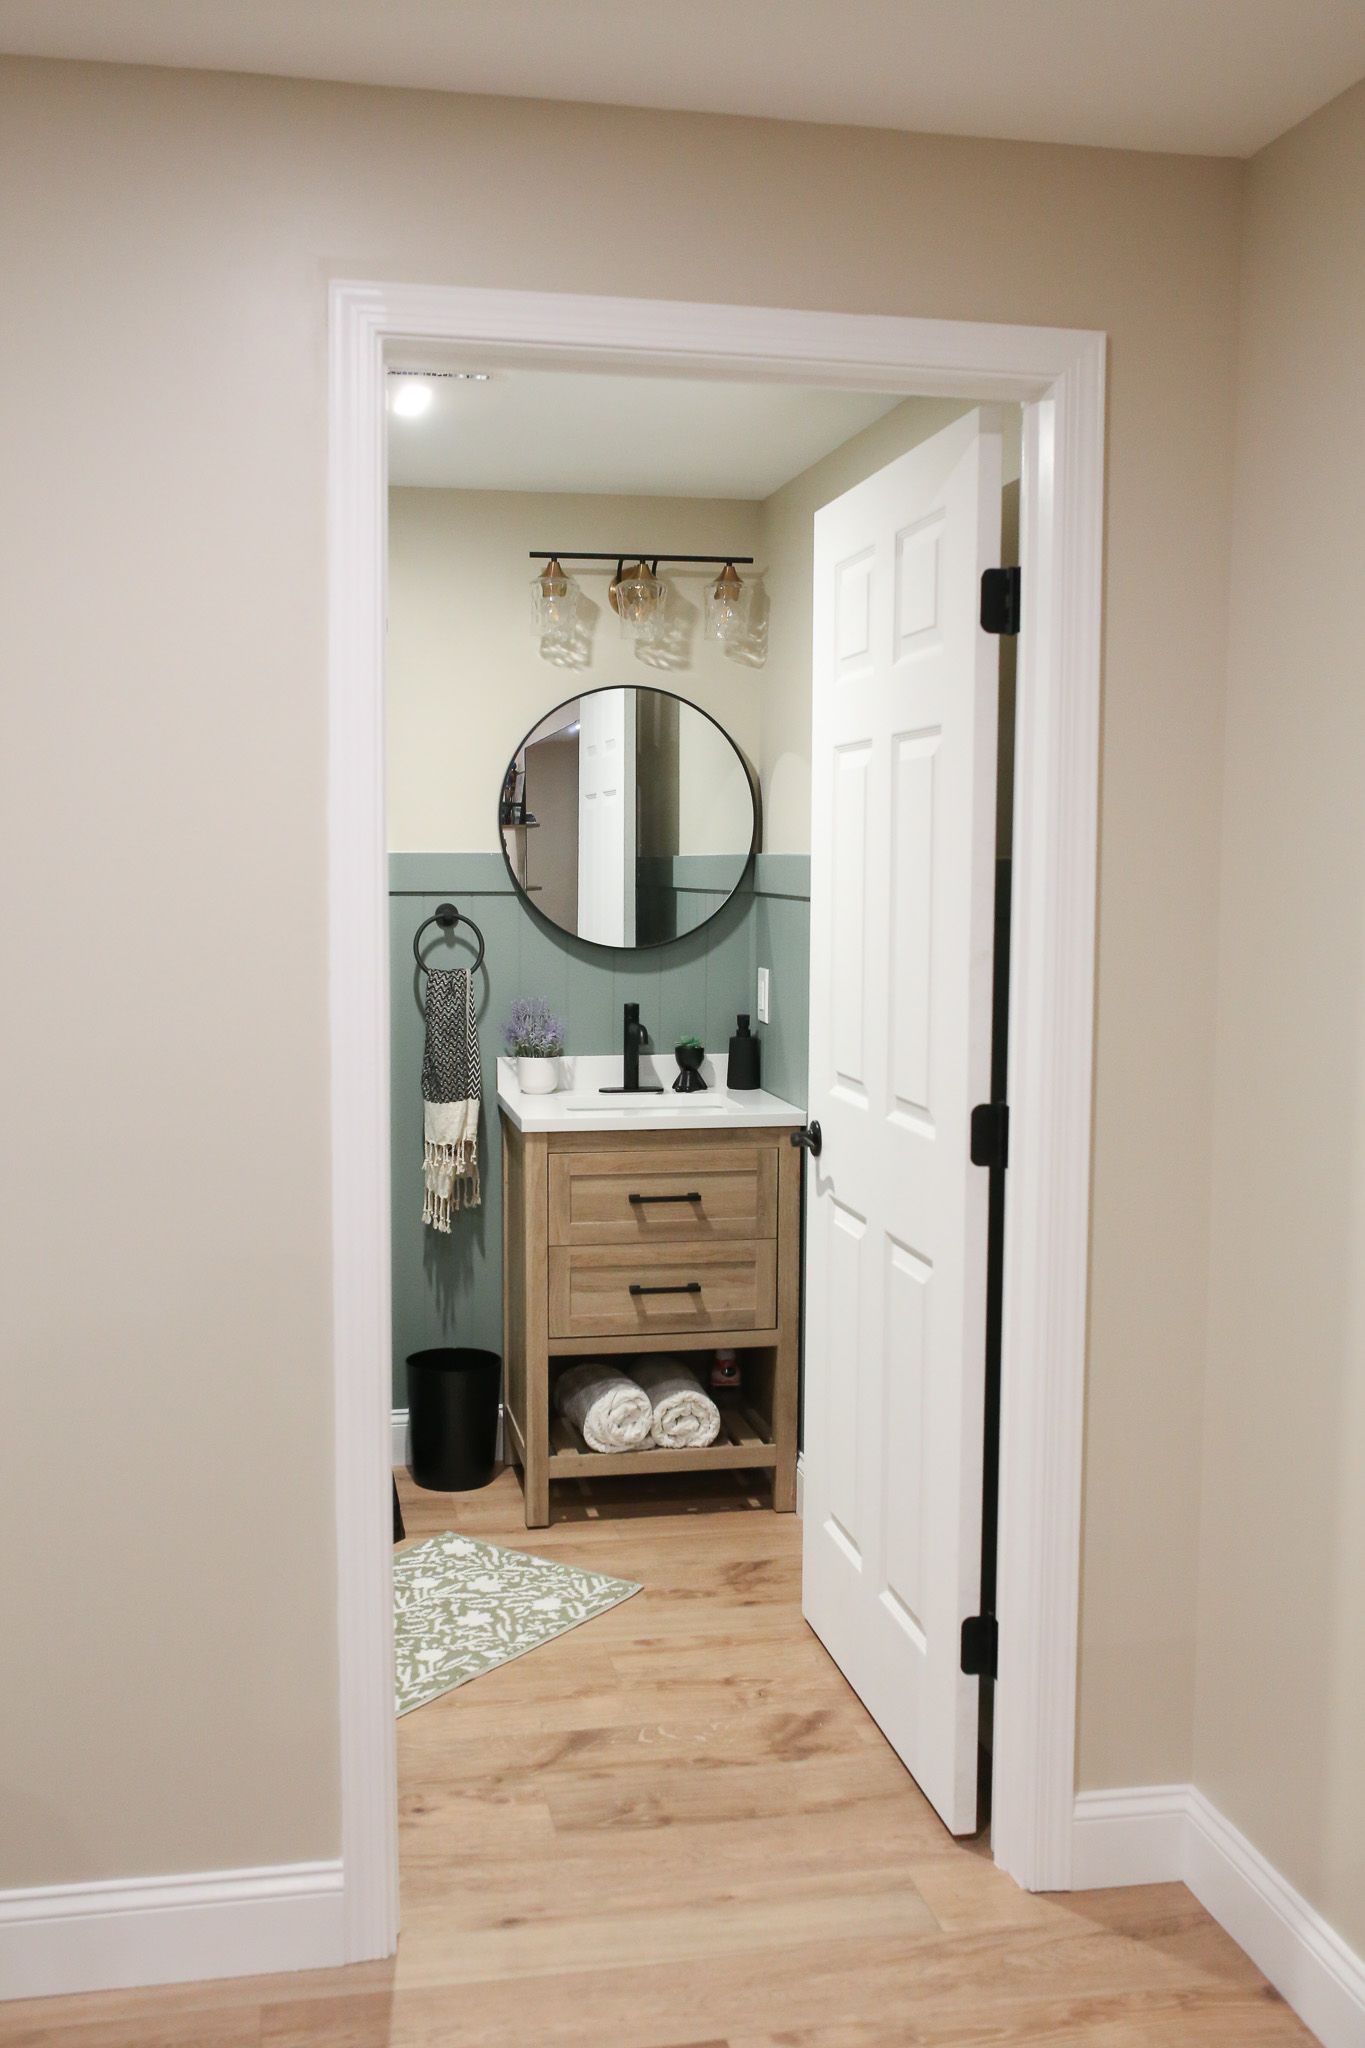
left=1183, top=1790, right=1365, bottom=2048
left=391, top=1405, right=505, bottom=1473
left=0, top=1860, right=345, bottom=2003
left=1073, top=1786, right=1365, bottom=2048
left=1071, top=1784, right=1188, bottom=1889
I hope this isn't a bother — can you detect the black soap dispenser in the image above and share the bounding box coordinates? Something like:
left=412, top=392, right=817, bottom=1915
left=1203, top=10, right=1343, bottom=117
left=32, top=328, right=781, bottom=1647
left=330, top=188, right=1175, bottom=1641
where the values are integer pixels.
left=727, top=1012, right=761, bottom=1090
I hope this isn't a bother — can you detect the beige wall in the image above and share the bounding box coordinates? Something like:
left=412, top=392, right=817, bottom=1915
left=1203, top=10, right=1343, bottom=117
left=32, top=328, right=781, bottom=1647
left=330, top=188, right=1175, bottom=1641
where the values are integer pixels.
left=0, top=54, right=1243, bottom=1887
left=1195, top=80, right=1365, bottom=1951
left=387, top=488, right=762, bottom=852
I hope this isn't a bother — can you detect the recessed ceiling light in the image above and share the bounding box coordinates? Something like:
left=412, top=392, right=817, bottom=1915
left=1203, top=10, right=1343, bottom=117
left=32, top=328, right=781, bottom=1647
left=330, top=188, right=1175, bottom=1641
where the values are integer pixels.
left=390, top=380, right=433, bottom=419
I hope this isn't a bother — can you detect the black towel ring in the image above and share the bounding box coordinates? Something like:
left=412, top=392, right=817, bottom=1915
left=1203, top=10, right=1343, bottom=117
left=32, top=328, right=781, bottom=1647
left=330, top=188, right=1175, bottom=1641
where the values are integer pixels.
left=413, top=902, right=486, bottom=975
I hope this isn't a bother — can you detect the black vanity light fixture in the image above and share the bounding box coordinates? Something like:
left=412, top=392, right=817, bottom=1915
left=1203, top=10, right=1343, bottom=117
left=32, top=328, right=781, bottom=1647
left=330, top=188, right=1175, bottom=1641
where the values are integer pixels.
left=528, top=551, right=754, bottom=646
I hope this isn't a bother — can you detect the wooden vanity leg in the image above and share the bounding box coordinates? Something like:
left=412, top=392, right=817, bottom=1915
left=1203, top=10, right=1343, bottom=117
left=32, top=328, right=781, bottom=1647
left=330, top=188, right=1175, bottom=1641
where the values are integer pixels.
left=771, top=1136, right=802, bottom=1513
left=501, top=1118, right=552, bottom=1527
left=523, top=1407, right=550, bottom=1528
left=522, top=1133, right=551, bottom=1529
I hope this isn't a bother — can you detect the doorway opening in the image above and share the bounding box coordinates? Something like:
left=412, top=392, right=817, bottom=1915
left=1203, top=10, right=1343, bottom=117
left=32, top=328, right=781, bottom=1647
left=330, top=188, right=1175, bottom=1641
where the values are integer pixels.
left=328, top=283, right=1105, bottom=1961
left=387, top=366, right=1020, bottom=1871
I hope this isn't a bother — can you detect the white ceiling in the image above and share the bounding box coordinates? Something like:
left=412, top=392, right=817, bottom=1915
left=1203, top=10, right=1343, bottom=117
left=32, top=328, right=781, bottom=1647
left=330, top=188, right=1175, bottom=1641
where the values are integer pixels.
left=2, top=1, right=1362, bottom=156
left=385, top=365, right=902, bottom=498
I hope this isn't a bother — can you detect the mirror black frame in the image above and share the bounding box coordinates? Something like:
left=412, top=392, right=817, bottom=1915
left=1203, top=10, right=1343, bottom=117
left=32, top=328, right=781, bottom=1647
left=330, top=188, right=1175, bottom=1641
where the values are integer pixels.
left=496, top=683, right=758, bottom=953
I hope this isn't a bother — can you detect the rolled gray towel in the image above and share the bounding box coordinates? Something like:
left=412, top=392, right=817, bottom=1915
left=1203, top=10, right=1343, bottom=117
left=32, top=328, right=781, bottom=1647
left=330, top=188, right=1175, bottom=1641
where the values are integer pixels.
left=633, top=1356, right=721, bottom=1449
left=555, top=1360, right=653, bottom=1453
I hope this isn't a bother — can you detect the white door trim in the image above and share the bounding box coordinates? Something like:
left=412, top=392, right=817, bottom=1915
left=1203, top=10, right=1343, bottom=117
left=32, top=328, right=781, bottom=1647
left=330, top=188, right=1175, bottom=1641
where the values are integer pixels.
left=328, top=282, right=1106, bottom=1956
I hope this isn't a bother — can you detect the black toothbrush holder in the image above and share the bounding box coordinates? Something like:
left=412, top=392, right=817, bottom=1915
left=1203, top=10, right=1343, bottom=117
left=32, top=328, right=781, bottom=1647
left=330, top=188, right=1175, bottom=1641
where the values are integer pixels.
left=673, top=1040, right=708, bottom=1093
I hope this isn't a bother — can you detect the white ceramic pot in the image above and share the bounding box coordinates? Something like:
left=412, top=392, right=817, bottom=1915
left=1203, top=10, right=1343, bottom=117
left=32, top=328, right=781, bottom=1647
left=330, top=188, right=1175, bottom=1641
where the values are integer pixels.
left=516, top=1056, right=561, bottom=1095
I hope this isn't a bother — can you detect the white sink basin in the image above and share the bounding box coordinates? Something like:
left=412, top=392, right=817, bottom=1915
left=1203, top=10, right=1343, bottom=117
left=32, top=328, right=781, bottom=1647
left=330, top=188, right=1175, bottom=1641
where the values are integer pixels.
left=494, top=1056, right=805, bottom=1134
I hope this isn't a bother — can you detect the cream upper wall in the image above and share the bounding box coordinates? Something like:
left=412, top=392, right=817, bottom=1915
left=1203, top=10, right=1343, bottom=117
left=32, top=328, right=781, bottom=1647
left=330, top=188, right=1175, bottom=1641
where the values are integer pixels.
left=387, top=417, right=977, bottom=863
left=1196, top=79, right=1365, bottom=1952
left=0, top=55, right=1242, bottom=1886
left=387, top=488, right=762, bottom=854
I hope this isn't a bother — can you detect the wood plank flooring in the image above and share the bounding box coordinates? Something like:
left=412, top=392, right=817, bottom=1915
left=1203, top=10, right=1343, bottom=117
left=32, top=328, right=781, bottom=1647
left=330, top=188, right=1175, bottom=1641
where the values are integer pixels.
left=1, top=1468, right=1313, bottom=2047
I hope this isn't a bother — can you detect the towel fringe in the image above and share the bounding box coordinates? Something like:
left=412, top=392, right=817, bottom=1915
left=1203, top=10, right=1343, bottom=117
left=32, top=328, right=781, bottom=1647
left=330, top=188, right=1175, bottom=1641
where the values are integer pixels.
left=422, top=1132, right=481, bottom=1234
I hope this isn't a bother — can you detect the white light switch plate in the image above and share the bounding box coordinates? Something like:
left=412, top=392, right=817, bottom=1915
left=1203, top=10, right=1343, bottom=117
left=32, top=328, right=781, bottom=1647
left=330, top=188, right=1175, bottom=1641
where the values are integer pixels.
left=757, top=967, right=771, bottom=1024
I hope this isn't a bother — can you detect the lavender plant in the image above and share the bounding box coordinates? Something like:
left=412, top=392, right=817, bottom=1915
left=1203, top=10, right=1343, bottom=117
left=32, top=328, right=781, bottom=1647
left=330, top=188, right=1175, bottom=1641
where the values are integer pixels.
left=503, top=997, right=566, bottom=1059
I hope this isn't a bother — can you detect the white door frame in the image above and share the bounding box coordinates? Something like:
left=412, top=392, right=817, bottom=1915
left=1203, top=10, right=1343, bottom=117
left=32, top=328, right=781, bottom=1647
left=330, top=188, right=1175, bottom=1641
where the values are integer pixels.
left=327, top=281, right=1105, bottom=1959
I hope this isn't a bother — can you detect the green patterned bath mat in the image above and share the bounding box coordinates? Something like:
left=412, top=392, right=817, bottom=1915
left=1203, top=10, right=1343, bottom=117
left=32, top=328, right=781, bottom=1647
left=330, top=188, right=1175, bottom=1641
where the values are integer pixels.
left=393, top=1532, right=641, bottom=1716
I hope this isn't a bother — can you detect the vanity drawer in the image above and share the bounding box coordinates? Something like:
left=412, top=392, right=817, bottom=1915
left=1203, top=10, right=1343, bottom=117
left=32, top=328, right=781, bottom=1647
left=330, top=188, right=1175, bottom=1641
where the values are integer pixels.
left=548, top=1241, right=777, bottom=1338
left=548, top=1146, right=778, bottom=1246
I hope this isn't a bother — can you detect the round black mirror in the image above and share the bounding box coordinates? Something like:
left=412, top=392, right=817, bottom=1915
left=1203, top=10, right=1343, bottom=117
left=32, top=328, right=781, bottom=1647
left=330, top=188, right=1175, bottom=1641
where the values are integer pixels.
left=498, top=685, right=756, bottom=949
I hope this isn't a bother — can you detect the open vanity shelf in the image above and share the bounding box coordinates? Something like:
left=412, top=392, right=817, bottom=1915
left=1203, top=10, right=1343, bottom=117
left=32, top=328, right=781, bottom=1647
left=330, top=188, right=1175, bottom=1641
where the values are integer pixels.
left=546, top=1396, right=779, bottom=1478
left=499, top=1115, right=802, bottom=1526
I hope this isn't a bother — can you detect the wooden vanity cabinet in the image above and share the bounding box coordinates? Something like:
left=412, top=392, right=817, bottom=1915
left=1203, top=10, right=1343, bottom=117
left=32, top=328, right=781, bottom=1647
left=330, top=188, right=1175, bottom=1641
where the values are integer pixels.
left=500, top=1120, right=801, bottom=1527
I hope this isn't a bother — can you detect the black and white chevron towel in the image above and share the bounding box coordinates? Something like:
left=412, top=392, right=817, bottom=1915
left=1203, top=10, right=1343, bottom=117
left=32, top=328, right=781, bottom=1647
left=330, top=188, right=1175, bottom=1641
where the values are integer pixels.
left=420, top=967, right=482, bottom=1231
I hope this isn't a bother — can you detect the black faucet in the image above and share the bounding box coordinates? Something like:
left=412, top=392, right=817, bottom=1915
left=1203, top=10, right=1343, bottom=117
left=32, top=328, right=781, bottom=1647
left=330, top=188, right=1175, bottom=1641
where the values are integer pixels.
left=599, top=1002, right=664, bottom=1094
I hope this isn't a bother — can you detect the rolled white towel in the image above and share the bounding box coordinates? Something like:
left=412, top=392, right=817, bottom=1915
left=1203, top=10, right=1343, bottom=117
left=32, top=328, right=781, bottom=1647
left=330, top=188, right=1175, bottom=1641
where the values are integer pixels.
left=555, top=1360, right=653, bottom=1454
left=633, top=1356, right=721, bottom=1449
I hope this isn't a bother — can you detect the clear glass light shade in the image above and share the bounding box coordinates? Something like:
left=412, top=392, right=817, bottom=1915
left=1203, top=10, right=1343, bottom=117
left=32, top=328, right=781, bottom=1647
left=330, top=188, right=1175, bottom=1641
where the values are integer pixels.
left=531, top=558, right=577, bottom=634
left=632, top=596, right=670, bottom=650
left=705, top=562, right=748, bottom=643
left=609, top=560, right=666, bottom=635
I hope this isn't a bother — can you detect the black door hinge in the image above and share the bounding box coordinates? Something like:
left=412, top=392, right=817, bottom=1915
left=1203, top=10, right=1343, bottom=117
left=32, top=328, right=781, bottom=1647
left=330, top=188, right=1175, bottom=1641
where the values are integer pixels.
left=961, top=1612, right=998, bottom=1680
left=980, top=566, right=1021, bottom=635
left=970, top=1101, right=1009, bottom=1170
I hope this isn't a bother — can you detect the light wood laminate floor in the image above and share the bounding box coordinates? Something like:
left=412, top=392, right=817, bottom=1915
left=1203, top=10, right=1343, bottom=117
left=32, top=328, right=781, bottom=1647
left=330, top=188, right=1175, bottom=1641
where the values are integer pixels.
left=3, top=1467, right=1311, bottom=2047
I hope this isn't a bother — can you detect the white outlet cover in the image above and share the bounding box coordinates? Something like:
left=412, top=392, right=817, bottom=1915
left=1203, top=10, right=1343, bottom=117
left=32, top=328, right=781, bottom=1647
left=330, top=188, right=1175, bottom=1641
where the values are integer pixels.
left=757, top=967, right=771, bottom=1024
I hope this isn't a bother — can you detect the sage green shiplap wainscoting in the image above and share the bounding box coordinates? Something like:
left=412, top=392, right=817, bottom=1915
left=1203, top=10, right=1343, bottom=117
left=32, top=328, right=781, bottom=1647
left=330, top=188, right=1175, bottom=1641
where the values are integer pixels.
left=389, top=852, right=810, bottom=1404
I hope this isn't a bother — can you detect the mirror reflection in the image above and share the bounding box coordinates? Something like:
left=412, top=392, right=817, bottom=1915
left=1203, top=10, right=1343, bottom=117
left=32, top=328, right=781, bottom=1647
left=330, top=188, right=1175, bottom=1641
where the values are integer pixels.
left=500, top=686, right=755, bottom=948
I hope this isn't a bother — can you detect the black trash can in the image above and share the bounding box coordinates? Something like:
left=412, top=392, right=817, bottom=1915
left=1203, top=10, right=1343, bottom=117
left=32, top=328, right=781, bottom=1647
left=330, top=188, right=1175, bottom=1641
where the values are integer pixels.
left=405, top=1347, right=501, bottom=1492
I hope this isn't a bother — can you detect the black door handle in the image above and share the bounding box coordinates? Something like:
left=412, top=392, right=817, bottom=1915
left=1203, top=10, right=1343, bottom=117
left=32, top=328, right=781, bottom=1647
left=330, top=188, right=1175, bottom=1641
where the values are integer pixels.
left=628, top=1191, right=702, bottom=1205
left=629, top=1281, right=702, bottom=1296
left=790, top=1120, right=822, bottom=1158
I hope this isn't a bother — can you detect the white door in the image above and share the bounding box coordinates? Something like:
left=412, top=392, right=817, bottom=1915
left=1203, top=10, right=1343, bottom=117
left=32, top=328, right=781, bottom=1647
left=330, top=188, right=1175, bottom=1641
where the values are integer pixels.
left=802, top=409, right=1003, bottom=1836
left=577, top=688, right=637, bottom=946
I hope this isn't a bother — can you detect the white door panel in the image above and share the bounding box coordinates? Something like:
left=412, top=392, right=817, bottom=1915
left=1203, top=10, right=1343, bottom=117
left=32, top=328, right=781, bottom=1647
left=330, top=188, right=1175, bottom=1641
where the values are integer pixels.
left=803, top=409, right=1002, bottom=1836
left=577, top=688, right=636, bottom=946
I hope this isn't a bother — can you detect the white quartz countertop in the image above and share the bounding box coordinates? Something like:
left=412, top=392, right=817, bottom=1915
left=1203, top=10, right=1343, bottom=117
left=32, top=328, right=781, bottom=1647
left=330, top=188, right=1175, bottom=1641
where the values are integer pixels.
left=495, top=1054, right=805, bottom=1134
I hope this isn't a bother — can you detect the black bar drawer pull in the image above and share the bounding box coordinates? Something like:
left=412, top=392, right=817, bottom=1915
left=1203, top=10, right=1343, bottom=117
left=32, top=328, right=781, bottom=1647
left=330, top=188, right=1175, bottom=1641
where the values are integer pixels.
left=629, top=1281, right=702, bottom=1296
left=628, top=1191, right=701, bottom=1205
